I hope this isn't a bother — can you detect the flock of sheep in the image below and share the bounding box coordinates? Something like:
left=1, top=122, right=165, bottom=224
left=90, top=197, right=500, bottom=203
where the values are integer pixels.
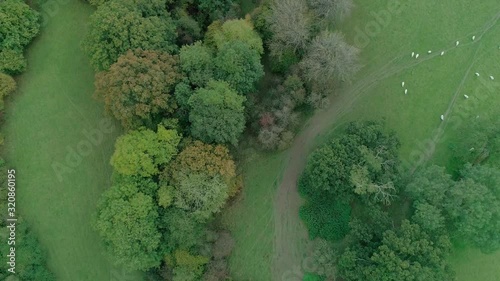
left=401, top=35, right=496, bottom=121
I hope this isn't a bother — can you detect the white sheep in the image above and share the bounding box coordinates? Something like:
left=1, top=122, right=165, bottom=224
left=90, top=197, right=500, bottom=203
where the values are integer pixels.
left=402, top=82, right=405, bottom=87
left=405, top=89, right=408, bottom=95
left=440, top=115, right=444, bottom=121
left=456, top=41, right=460, bottom=46
left=415, top=54, right=420, bottom=59
left=411, top=52, right=415, bottom=57
left=464, top=94, right=469, bottom=99
left=428, top=50, right=432, bottom=54
left=490, top=76, right=495, bottom=80
left=441, top=51, right=445, bottom=56
left=475, top=72, right=480, bottom=77
left=472, top=36, right=476, bottom=40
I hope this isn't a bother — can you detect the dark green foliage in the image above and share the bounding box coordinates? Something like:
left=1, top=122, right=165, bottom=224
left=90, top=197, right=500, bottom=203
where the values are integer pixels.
left=0, top=0, right=40, bottom=74
left=83, top=0, right=177, bottom=71
left=0, top=72, right=16, bottom=110
left=188, top=80, right=246, bottom=145
left=299, top=196, right=351, bottom=241
left=179, top=42, right=214, bottom=88
left=214, top=41, right=264, bottom=94
left=407, top=164, right=500, bottom=253
left=338, top=220, right=454, bottom=281
left=160, top=208, right=206, bottom=250
left=196, top=0, right=235, bottom=22
left=94, top=178, right=162, bottom=270
left=0, top=220, right=55, bottom=281
left=269, top=48, right=301, bottom=74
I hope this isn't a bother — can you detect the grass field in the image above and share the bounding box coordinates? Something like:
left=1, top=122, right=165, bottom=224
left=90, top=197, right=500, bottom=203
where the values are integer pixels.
left=3, top=1, right=143, bottom=280
left=221, top=151, right=286, bottom=281
left=226, top=0, right=500, bottom=280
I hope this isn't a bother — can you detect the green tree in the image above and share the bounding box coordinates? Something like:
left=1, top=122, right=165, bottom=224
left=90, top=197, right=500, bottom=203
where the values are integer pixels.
left=179, top=42, right=214, bottom=87
left=0, top=72, right=15, bottom=110
left=0, top=0, right=40, bottom=74
left=83, top=0, right=177, bottom=70
left=174, top=174, right=229, bottom=221
left=214, top=41, right=264, bottom=94
left=111, top=126, right=181, bottom=177
left=173, top=250, right=209, bottom=281
left=338, top=220, right=454, bottom=281
left=168, top=140, right=236, bottom=185
left=94, top=180, right=162, bottom=271
left=95, top=49, right=182, bottom=129
left=206, top=18, right=264, bottom=55
left=300, top=121, right=399, bottom=201
left=160, top=208, right=206, bottom=250
left=188, top=80, right=246, bottom=145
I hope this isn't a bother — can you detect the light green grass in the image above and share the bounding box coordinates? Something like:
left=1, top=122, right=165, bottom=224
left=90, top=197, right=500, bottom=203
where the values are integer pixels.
left=3, top=1, right=143, bottom=280
left=221, top=151, right=286, bottom=281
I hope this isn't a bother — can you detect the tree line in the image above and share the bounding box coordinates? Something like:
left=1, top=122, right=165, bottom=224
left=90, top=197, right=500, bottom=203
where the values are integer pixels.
left=299, top=120, right=500, bottom=280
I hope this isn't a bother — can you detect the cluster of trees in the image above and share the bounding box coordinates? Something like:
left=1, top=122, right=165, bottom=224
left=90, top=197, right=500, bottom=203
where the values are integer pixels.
left=299, top=120, right=500, bottom=280
left=0, top=2, right=55, bottom=279
left=86, top=0, right=267, bottom=279
left=246, top=0, right=359, bottom=150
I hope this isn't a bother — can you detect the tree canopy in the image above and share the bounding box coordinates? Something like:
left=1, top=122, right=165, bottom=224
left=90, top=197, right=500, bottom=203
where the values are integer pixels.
left=338, top=220, right=454, bottom=281
left=300, top=121, right=400, bottom=203
left=301, top=31, right=360, bottom=84
left=179, top=42, right=214, bottom=88
left=206, top=18, right=264, bottom=55
left=0, top=72, right=15, bottom=110
left=188, top=80, right=246, bottom=145
left=94, top=179, right=162, bottom=270
left=0, top=0, right=40, bottom=74
left=83, top=0, right=177, bottom=70
left=110, top=126, right=181, bottom=177
left=214, top=41, right=264, bottom=94
left=95, top=49, right=182, bottom=129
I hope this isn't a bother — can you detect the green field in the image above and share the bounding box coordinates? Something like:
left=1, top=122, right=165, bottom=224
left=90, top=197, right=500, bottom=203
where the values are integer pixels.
left=225, top=0, right=500, bottom=280
left=3, top=1, right=142, bottom=280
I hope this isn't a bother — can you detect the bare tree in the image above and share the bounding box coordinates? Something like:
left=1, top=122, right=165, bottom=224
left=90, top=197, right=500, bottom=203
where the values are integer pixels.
left=267, top=0, right=311, bottom=56
left=308, top=0, right=355, bottom=22
left=301, top=31, right=361, bottom=85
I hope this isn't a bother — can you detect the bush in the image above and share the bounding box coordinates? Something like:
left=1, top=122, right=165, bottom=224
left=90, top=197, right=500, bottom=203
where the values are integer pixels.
left=303, top=273, right=325, bottom=281
left=299, top=196, right=351, bottom=241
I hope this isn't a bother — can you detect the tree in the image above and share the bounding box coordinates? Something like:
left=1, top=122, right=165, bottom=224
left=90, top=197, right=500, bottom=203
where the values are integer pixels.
left=168, top=140, right=236, bottom=185
left=111, top=126, right=181, bottom=177
left=173, top=250, right=209, bottom=281
left=406, top=164, right=500, bottom=253
left=0, top=0, right=40, bottom=74
left=95, top=49, right=182, bottom=129
left=309, top=0, right=355, bottom=22
left=160, top=208, right=206, bottom=250
left=174, top=174, right=229, bottom=221
left=214, top=41, right=264, bottom=94
left=83, top=0, right=177, bottom=70
left=179, top=42, right=214, bottom=88
left=94, top=180, right=162, bottom=270
left=206, top=18, right=264, bottom=55
left=188, top=80, right=246, bottom=145
left=301, top=31, right=360, bottom=85
left=196, top=0, right=235, bottom=22
left=338, top=220, right=454, bottom=281
left=0, top=72, right=15, bottom=110
left=267, top=0, right=311, bottom=54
